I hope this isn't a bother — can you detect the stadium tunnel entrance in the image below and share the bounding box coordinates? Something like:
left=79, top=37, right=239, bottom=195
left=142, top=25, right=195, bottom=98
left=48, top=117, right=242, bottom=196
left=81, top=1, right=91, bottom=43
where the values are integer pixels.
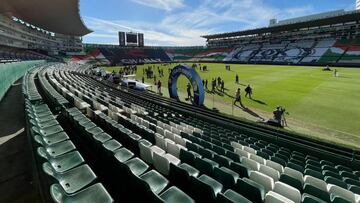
left=168, top=64, right=205, bottom=106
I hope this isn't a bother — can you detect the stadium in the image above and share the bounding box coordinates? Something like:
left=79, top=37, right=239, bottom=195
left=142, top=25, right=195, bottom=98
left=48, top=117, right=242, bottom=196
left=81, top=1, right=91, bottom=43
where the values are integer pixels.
left=1, top=0, right=360, bottom=203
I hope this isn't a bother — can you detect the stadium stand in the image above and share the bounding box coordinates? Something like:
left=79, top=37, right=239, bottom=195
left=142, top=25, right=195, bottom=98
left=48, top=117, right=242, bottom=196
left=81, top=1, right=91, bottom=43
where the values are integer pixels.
left=82, top=36, right=360, bottom=66
left=19, top=62, right=360, bottom=202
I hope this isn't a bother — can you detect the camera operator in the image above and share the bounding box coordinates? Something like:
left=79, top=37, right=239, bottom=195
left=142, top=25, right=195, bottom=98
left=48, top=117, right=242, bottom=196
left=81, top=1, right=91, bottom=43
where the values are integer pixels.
left=273, top=106, right=288, bottom=127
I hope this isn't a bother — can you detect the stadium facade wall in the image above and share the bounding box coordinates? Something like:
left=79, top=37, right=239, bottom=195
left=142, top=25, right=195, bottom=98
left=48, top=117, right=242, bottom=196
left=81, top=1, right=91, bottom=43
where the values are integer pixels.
left=0, top=14, right=83, bottom=56
left=0, top=60, right=45, bottom=101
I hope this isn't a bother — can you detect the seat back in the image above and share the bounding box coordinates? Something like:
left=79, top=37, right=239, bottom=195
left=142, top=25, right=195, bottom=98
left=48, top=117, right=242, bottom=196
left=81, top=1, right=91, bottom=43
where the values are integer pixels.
left=265, top=191, right=295, bottom=203
left=260, top=164, right=280, bottom=181
left=273, top=181, right=301, bottom=203
left=234, top=178, right=265, bottom=203
left=249, top=171, right=274, bottom=193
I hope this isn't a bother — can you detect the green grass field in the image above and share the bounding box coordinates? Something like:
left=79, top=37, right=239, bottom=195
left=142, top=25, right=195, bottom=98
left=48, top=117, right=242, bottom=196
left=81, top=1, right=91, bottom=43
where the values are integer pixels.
left=105, top=63, right=360, bottom=150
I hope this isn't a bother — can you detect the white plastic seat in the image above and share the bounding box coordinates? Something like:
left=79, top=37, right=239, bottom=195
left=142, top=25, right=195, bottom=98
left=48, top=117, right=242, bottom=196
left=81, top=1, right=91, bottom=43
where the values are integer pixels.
left=249, top=171, right=274, bottom=192
left=155, top=134, right=167, bottom=150
left=166, top=142, right=181, bottom=158
left=235, top=148, right=250, bottom=159
left=266, top=160, right=284, bottom=173
left=142, top=120, right=149, bottom=128
left=174, top=134, right=186, bottom=147
left=171, top=127, right=180, bottom=135
left=169, top=121, right=177, bottom=127
left=260, top=164, right=280, bottom=181
left=156, top=126, right=165, bottom=136
left=157, top=121, right=164, bottom=128
left=153, top=152, right=181, bottom=175
left=303, top=175, right=327, bottom=192
left=284, top=167, right=304, bottom=185
left=243, top=146, right=257, bottom=154
left=327, top=184, right=357, bottom=203
left=139, top=143, right=165, bottom=164
left=265, top=191, right=295, bottom=203
left=164, top=130, right=175, bottom=141
left=250, top=154, right=266, bottom=165
left=183, top=128, right=193, bottom=135
left=164, top=124, right=172, bottom=132
left=242, top=157, right=260, bottom=171
left=273, top=181, right=301, bottom=203
left=165, top=138, right=175, bottom=146
left=231, top=142, right=243, bottom=150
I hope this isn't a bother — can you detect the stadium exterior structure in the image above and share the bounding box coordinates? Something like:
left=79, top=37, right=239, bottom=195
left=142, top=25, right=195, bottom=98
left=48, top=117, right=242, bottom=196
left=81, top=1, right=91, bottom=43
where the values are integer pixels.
left=0, top=0, right=91, bottom=61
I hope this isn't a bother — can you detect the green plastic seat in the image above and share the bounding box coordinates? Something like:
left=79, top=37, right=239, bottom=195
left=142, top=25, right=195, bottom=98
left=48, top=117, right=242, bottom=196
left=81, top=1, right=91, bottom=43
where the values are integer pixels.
left=140, top=170, right=169, bottom=195
left=32, top=114, right=57, bottom=124
left=304, top=169, right=324, bottom=180
left=302, top=193, right=328, bottom=203
left=303, top=184, right=330, bottom=202
left=190, top=174, right=223, bottom=203
left=213, top=167, right=239, bottom=189
left=33, top=125, right=64, bottom=137
left=341, top=171, right=359, bottom=180
left=114, top=148, right=134, bottom=163
left=217, top=189, right=252, bottom=203
left=234, top=178, right=265, bottom=203
left=80, top=122, right=96, bottom=131
left=29, top=111, right=53, bottom=119
left=179, top=163, right=200, bottom=177
left=38, top=141, right=76, bottom=158
left=158, top=186, right=195, bottom=203
left=169, top=163, right=197, bottom=193
left=86, top=127, right=104, bottom=138
left=344, top=178, right=360, bottom=187
left=125, top=157, right=149, bottom=176
left=103, top=139, right=122, bottom=153
left=30, top=118, right=58, bottom=129
left=330, top=194, right=353, bottom=203
left=195, top=157, right=219, bottom=176
left=325, top=176, right=348, bottom=189
left=41, top=132, right=70, bottom=146
left=93, top=133, right=112, bottom=146
left=47, top=151, right=85, bottom=173
left=229, top=162, right=250, bottom=178
left=43, top=164, right=97, bottom=194
left=51, top=183, right=114, bottom=203
left=279, top=174, right=303, bottom=192
left=179, top=149, right=201, bottom=166
left=213, top=154, right=232, bottom=168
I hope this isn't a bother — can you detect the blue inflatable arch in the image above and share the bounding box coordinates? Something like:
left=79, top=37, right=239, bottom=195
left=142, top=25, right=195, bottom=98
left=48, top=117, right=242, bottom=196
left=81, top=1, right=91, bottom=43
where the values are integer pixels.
left=168, top=65, right=205, bottom=106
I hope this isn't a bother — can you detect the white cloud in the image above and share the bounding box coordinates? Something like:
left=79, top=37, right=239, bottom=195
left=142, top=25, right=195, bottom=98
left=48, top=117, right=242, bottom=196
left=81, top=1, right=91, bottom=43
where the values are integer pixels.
left=130, top=0, right=184, bottom=11
left=83, top=0, right=316, bottom=46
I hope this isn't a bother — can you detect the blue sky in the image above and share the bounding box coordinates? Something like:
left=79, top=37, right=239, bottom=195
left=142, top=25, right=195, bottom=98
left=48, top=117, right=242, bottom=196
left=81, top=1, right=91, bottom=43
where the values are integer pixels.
left=80, top=0, right=356, bottom=46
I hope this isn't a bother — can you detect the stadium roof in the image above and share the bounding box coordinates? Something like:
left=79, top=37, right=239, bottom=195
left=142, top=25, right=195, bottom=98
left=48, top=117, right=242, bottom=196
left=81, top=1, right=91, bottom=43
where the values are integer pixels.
left=0, top=0, right=91, bottom=36
left=203, top=10, right=360, bottom=39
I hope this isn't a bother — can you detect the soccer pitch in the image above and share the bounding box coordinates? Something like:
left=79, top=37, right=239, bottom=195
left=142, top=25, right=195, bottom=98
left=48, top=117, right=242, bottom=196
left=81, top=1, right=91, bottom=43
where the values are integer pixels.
left=105, top=63, right=360, bottom=149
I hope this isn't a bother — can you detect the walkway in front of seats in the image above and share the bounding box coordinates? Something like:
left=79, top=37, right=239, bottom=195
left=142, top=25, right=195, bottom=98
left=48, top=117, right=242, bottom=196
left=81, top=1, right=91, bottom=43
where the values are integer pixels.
left=0, top=79, right=41, bottom=203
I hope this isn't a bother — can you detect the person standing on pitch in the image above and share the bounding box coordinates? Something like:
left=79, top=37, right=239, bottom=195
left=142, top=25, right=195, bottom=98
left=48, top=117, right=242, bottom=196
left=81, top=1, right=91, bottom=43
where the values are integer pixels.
left=245, top=84, right=253, bottom=99
left=234, top=88, right=244, bottom=108
left=235, top=74, right=239, bottom=84
left=221, top=80, right=225, bottom=93
left=142, top=76, right=145, bottom=84
left=205, top=79, right=208, bottom=90
left=157, top=80, right=162, bottom=94
left=211, top=78, right=216, bottom=93
left=187, top=83, right=192, bottom=99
